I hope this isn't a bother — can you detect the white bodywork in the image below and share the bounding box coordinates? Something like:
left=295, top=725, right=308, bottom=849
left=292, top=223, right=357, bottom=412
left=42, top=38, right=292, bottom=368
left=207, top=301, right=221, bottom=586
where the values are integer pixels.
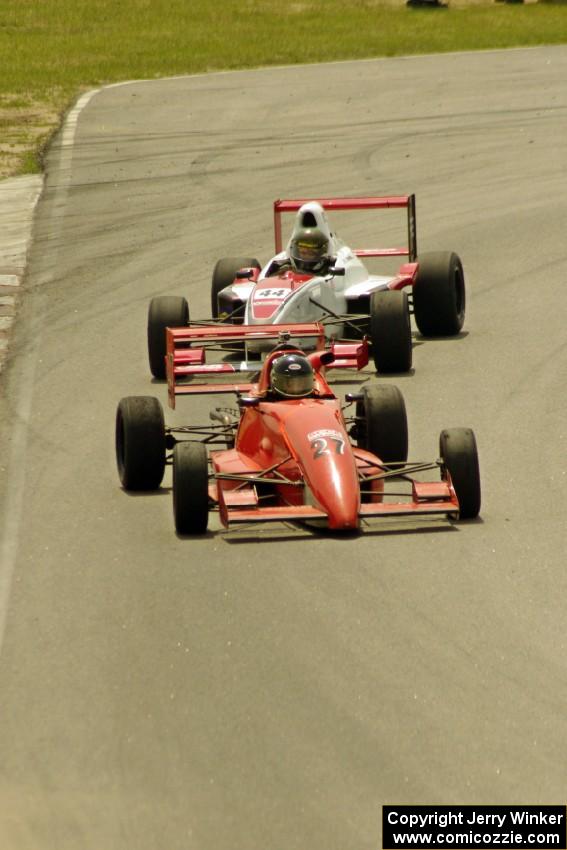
left=221, top=202, right=396, bottom=351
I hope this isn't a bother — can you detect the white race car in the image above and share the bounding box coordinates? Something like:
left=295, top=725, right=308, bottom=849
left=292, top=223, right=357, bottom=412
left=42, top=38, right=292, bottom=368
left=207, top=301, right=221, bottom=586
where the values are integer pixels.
left=148, top=195, right=465, bottom=378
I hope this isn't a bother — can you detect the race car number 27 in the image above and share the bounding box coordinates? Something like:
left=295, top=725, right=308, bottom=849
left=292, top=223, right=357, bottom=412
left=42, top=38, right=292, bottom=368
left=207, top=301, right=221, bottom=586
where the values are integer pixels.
left=308, top=429, right=345, bottom=459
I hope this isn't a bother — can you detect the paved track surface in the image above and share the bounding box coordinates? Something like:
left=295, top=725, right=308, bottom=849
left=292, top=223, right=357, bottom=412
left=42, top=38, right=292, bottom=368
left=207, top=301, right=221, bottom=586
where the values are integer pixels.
left=1, top=47, right=567, bottom=850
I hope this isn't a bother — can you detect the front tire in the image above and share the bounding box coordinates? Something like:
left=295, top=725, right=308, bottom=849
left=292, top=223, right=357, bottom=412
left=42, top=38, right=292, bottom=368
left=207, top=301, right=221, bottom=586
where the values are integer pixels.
left=413, top=251, right=465, bottom=336
left=356, top=384, right=408, bottom=465
left=369, top=289, right=412, bottom=373
left=148, top=295, right=189, bottom=379
left=116, top=396, right=166, bottom=490
left=439, top=427, right=481, bottom=519
left=173, top=442, right=209, bottom=534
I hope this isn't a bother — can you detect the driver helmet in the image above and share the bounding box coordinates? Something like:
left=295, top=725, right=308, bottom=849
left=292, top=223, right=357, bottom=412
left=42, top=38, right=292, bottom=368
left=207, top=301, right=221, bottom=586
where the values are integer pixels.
left=271, top=353, right=314, bottom=398
left=290, top=227, right=330, bottom=273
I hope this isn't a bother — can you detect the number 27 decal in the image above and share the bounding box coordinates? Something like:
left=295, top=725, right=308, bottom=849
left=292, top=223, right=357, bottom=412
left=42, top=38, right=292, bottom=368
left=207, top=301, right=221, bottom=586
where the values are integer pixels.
left=310, top=435, right=345, bottom=458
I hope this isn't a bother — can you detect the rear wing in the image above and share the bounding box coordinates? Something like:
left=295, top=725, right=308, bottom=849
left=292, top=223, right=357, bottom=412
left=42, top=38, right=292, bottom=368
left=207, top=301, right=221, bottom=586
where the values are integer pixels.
left=165, top=322, right=368, bottom=408
left=273, top=194, right=417, bottom=261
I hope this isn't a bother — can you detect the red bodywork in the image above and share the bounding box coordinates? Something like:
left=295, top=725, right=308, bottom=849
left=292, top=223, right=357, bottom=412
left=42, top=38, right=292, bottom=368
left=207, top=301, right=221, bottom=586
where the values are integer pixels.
left=165, top=324, right=459, bottom=531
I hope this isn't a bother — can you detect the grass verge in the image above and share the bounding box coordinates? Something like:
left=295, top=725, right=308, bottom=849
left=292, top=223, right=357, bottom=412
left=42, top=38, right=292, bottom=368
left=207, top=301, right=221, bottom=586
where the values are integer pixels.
left=0, top=0, right=566, bottom=178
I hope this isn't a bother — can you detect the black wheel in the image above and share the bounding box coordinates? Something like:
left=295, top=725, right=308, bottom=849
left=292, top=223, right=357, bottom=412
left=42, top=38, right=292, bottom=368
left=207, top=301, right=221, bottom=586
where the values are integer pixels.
left=356, top=384, right=408, bottom=465
left=116, top=396, right=166, bottom=490
left=148, top=295, right=189, bottom=379
left=173, top=442, right=209, bottom=534
left=211, top=256, right=260, bottom=318
left=413, top=251, right=465, bottom=336
left=369, top=289, right=412, bottom=373
left=439, top=427, right=481, bottom=519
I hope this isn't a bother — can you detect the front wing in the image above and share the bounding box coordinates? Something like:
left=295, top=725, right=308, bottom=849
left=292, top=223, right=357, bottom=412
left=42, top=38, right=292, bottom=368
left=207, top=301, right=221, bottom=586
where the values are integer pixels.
left=209, top=461, right=459, bottom=528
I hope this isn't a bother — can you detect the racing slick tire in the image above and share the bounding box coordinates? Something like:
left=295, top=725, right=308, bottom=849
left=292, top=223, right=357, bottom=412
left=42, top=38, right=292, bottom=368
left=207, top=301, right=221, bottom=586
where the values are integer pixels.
left=116, top=396, right=166, bottom=490
left=439, top=427, right=481, bottom=519
left=413, top=251, right=465, bottom=337
left=356, top=384, right=408, bottom=465
left=173, top=442, right=209, bottom=534
left=369, top=289, right=412, bottom=373
left=148, top=295, right=189, bottom=379
left=211, top=256, right=261, bottom=319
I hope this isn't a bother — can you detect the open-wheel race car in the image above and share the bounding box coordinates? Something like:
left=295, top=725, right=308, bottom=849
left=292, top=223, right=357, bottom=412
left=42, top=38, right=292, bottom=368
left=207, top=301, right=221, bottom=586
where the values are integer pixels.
left=147, top=195, right=466, bottom=380
left=117, top=323, right=481, bottom=534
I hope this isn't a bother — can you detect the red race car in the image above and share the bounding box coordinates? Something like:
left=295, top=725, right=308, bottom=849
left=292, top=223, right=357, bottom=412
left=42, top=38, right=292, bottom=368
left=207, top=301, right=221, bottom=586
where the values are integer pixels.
left=116, top=324, right=480, bottom=534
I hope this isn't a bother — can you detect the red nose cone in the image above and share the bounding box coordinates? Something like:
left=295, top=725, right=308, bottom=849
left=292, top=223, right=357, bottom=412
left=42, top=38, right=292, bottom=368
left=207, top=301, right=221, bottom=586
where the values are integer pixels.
left=280, top=403, right=361, bottom=531
left=310, top=451, right=360, bottom=531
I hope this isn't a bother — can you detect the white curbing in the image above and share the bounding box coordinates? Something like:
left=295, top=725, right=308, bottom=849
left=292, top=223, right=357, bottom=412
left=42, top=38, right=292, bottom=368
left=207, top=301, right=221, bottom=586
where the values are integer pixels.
left=0, top=275, right=20, bottom=287
left=0, top=174, right=43, bottom=372
left=0, top=94, right=98, bottom=373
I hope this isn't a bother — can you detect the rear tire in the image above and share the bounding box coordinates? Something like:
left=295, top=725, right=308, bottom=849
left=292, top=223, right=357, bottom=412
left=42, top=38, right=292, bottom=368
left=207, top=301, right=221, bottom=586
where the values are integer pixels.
left=413, top=251, right=465, bottom=336
left=439, top=427, right=481, bottom=519
left=116, top=396, right=166, bottom=490
left=148, top=295, right=189, bottom=379
left=173, top=442, right=209, bottom=534
left=356, top=384, right=408, bottom=465
left=369, top=289, right=412, bottom=373
left=211, top=256, right=260, bottom=318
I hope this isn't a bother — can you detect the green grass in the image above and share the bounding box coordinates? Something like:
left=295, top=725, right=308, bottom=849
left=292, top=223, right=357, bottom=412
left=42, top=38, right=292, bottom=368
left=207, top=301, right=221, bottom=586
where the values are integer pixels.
left=0, top=0, right=566, bottom=176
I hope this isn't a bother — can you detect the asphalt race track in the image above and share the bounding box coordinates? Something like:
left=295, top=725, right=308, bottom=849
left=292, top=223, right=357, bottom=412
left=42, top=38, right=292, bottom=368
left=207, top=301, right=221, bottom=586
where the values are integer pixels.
left=1, top=46, right=567, bottom=850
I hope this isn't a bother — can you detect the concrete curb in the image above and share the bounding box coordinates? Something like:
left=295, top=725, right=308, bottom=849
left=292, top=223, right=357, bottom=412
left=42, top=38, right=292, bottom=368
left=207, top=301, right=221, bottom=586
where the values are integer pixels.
left=0, top=174, right=44, bottom=369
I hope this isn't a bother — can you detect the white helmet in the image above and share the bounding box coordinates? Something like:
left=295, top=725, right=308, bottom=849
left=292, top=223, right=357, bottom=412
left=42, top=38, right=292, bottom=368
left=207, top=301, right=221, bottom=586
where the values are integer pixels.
left=287, top=202, right=334, bottom=272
